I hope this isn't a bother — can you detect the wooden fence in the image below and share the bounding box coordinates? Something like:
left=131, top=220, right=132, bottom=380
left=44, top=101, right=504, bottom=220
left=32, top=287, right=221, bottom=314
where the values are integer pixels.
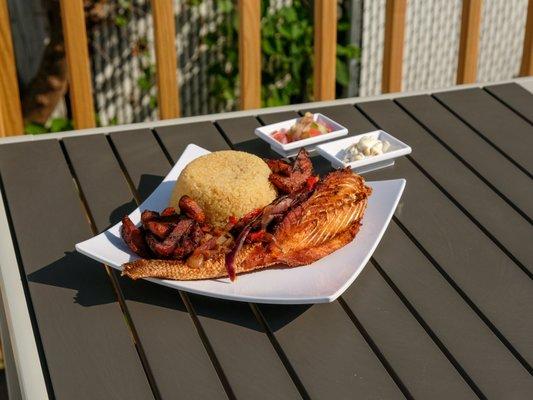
left=0, top=0, right=532, bottom=136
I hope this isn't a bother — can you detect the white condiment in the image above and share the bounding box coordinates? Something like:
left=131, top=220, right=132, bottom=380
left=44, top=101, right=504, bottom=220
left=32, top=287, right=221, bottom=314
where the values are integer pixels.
left=342, top=135, right=390, bottom=162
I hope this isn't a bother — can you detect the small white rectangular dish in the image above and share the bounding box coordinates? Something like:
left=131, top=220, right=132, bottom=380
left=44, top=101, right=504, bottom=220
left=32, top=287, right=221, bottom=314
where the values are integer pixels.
left=317, top=130, right=412, bottom=174
left=75, top=144, right=406, bottom=304
left=255, top=113, right=348, bottom=157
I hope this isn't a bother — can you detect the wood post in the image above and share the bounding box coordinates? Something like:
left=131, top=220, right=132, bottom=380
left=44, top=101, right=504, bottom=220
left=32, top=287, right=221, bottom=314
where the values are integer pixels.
left=314, top=0, right=337, bottom=101
left=457, top=0, right=482, bottom=84
left=151, top=0, right=180, bottom=118
left=0, top=0, right=24, bottom=136
left=238, top=0, right=261, bottom=109
left=382, top=0, right=406, bottom=93
left=59, top=0, right=96, bottom=129
left=519, top=0, right=533, bottom=76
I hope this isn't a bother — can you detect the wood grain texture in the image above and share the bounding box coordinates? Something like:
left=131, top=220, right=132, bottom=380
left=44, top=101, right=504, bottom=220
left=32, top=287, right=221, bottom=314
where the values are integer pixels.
left=257, top=111, right=300, bottom=125
left=434, top=88, right=533, bottom=175
left=313, top=0, right=337, bottom=100
left=363, top=99, right=533, bottom=272
left=519, top=0, right=533, bottom=76
left=355, top=101, right=533, bottom=368
left=63, top=134, right=228, bottom=400
left=216, top=116, right=278, bottom=158
left=398, top=93, right=533, bottom=219
left=0, top=0, right=23, bottom=136
left=373, top=222, right=533, bottom=398
left=485, top=82, right=533, bottom=124
left=456, top=0, right=482, bottom=84
left=342, top=266, right=476, bottom=399
left=217, top=115, right=406, bottom=399
left=0, top=140, right=154, bottom=399
left=110, top=128, right=301, bottom=399
left=293, top=105, right=532, bottom=397
left=59, top=0, right=95, bottom=129
left=155, top=121, right=229, bottom=159
left=151, top=0, right=180, bottom=118
left=238, top=0, right=261, bottom=109
left=382, top=0, right=406, bottom=93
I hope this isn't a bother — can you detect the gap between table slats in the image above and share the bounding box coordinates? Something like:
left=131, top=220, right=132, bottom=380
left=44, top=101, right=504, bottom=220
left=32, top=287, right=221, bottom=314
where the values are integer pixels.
left=215, top=112, right=481, bottom=399
left=432, top=89, right=533, bottom=178
left=340, top=104, right=533, bottom=371
left=355, top=100, right=533, bottom=277
left=0, top=140, right=155, bottom=400
left=259, top=111, right=485, bottom=398
left=394, top=95, right=533, bottom=223
left=64, top=131, right=232, bottom=400
left=483, top=83, right=533, bottom=125
left=293, top=104, right=533, bottom=393
left=108, top=126, right=303, bottom=400
left=58, top=140, right=163, bottom=400
left=166, top=117, right=408, bottom=399
left=154, top=122, right=310, bottom=400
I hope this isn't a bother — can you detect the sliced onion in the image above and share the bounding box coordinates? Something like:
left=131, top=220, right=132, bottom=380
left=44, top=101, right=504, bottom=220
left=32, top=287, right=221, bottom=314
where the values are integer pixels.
left=225, top=224, right=253, bottom=281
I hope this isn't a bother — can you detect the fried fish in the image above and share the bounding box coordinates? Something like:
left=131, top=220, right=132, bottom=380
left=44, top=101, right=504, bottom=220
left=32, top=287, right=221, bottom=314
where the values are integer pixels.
left=122, top=168, right=371, bottom=281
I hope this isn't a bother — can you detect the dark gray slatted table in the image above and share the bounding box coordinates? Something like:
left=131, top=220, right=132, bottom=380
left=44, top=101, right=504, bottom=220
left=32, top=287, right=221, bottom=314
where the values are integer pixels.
left=0, top=79, right=532, bottom=400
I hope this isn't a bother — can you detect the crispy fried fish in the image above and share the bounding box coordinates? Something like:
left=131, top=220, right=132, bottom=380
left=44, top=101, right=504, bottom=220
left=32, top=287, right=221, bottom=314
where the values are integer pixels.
left=122, top=169, right=371, bottom=281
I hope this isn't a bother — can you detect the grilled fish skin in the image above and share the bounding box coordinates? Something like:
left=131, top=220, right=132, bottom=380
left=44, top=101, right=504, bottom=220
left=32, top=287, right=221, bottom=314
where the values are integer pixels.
left=122, top=169, right=371, bottom=281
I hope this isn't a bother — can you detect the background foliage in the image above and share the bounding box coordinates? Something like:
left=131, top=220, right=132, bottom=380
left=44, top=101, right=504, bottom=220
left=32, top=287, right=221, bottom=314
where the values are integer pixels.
left=25, top=0, right=360, bottom=133
left=202, top=0, right=360, bottom=110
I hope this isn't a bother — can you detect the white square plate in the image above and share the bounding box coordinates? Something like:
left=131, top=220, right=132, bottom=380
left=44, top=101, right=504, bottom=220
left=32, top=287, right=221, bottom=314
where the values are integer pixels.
left=317, top=130, right=412, bottom=174
left=255, top=113, right=348, bottom=157
left=76, top=144, right=405, bottom=304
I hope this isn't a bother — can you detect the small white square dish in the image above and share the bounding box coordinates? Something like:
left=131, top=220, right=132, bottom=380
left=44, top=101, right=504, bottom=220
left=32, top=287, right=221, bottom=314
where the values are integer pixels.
left=255, top=113, right=348, bottom=157
left=76, top=144, right=406, bottom=304
left=317, top=130, right=412, bottom=174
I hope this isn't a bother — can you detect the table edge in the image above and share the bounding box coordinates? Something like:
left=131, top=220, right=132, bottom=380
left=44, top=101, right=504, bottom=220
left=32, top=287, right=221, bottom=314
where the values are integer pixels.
left=0, top=77, right=531, bottom=146
left=0, top=76, right=531, bottom=399
left=0, top=184, right=49, bottom=399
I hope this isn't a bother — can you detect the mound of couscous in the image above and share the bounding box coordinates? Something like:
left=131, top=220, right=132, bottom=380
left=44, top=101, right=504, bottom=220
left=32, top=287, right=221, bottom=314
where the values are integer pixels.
left=169, top=151, right=277, bottom=227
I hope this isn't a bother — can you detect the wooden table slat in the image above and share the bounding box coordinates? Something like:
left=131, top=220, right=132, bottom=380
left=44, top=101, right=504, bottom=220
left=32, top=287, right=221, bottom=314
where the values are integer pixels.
left=342, top=265, right=476, bottom=399
left=0, top=140, right=154, bottom=400
left=396, top=94, right=533, bottom=220
left=321, top=103, right=533, bottom=368
left=257, top=111, right=301, bottom=125
left=259, top=110, right=478, bottom=398
left=109, top=128, right=301, bottom=399
left=484, top=83, right=533, bottom=124
left=1, top=79, right=532, bottom=398
left=217, top=113, right=422, bottom=399
left=367, top=159, right=533, bottom=367
left=433, top=88, right=533, bottom=175
left=258, top=302, right=404, bottom=399
left=357, top=99, right=533, bottom=273
left=215, top=116, right=278, bottom=158
left=373, top=221, right=533, bottom=397
left=62, top=134, right=228, bottom=400
left=155, top=121, right=229, bottom=158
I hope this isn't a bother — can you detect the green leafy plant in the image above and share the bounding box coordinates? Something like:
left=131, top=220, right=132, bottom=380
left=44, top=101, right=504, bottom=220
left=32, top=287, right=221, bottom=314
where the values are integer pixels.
left=201, top=0, right=360, bottom=110
left=261, top=1, right=314, bottom=106
left=25, top=117, right=73, bottom=135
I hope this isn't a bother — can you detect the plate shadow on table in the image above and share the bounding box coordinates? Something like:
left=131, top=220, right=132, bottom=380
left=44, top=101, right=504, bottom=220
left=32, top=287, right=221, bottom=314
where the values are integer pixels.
left=27, top=171, right=312, bottom=331
left=132, top=174, right=166, bottom=206
left=27, top=253, right=311, bottom=331
left=233, top=138, right=279, bottom=159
